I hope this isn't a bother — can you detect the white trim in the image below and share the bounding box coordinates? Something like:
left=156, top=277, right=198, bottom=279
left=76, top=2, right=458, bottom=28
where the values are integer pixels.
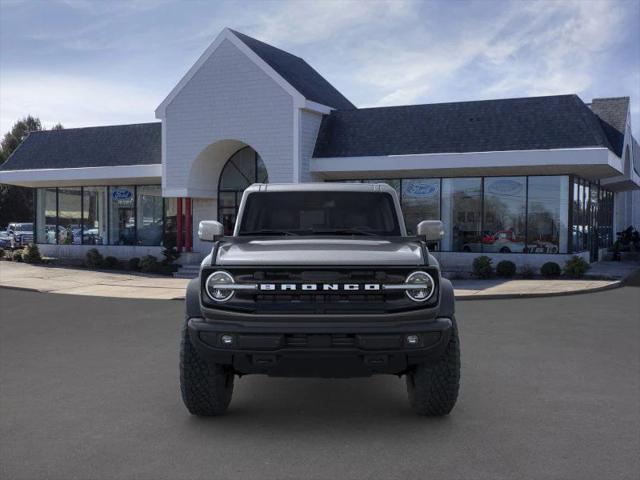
left=303, top=100, right=333, bottom=114
left=311, top=147, right=624, bottom=178
left=163, top=187, right=216, bottom=199
left=0, top=164, right=161, bottom=187
left=155, top=28, right=305, bottom=118
left=161, top=120, right=167, bottom=191
left=293, top=108, right=300, bottom=182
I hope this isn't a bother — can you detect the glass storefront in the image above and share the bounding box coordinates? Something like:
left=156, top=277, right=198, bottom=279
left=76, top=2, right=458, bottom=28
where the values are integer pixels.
left=442, top=178, right=482, bottom=252
left=35, top=187, right=57, bottom=244
left=136, top=186, right=163, bottom=246
left=83, top=187, right=107, bottom=245
left=35, top=185, right=173, bottom=247
left=483, top=177, right=527, bottom=253
left=57, top=187, right=82, bottom=245
left=335, top=175, right=613, bottom=254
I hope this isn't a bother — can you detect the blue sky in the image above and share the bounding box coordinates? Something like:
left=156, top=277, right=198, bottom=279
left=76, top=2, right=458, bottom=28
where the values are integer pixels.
left=1, top=0, right=639, bottom=137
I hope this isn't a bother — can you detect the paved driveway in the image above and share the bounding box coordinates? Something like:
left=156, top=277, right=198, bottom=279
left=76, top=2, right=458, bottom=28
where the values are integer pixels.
left=1, top=279, right=639, bottom=480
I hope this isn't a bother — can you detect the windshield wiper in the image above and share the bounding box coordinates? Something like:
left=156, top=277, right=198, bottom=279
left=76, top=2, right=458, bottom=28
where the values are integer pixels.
left=239, top=229, right=299, bottom=236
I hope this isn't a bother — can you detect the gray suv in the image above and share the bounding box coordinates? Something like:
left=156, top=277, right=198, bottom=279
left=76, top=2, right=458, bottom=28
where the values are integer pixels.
left=181, top=183, right=460, bottom=416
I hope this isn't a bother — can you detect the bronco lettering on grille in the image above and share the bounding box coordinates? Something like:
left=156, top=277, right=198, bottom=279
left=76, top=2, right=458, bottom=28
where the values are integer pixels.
left=258, top=283, right=381, bottom=292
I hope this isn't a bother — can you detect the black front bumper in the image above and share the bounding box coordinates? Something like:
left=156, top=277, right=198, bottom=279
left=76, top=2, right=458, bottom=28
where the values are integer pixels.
left=188, top=316, right=453, bottom=378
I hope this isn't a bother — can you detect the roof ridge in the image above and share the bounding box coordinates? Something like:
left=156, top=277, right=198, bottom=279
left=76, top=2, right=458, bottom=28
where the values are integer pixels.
left=29, top=122, right=160, bottom=134
left=228, top=29, right=304, bottom=61
left=347, top=94, right=580, bottom=112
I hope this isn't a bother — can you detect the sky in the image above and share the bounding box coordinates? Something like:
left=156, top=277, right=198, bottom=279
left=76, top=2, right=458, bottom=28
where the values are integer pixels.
left=1, top=0, right=639, bottom=137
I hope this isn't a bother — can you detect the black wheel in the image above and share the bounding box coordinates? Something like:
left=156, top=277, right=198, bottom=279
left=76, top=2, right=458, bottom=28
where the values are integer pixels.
left=180, top=318, right=234, bottom=416
left=406, top=318, right=460, bottom=416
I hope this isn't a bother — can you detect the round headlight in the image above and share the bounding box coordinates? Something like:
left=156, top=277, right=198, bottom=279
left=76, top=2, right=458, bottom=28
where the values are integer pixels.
left=405, top=271, right=435, bottom=302
left=205, top=271, right=235, bottom=302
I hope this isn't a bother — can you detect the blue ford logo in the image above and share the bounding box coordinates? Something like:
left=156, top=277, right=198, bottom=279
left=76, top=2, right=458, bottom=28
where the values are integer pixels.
left=112, top=189, right=133, bottom=200
left=406, top=182, right=438, bottom=198
left=488, top=180, right=522, bottom=195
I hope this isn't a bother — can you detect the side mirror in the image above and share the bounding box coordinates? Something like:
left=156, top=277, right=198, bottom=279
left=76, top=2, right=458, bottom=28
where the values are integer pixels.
left=198, top=220, right=224, bottom=242
left=417, top=220, right=444, bottom=241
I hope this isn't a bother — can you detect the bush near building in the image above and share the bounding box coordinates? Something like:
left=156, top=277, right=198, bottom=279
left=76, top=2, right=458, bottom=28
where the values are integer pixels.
left=140, top=255, right=159, bottom=273
left=103, top=256, right=119, bottom=269
left=564, top=256, right=590, bottom=278
left=22, top=244, right=42, bottom=264
left=128, top=257, right=141, bottom=271
left=540, top=262, right=561, bottom=278
left=472, top=256, right=493, bottom=279
left=85, top=248, right=103, bottom=268
left=496, top=260, right=516, bottom=278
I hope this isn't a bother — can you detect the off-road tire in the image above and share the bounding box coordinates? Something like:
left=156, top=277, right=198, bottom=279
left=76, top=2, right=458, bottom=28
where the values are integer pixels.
left=180, top=318, right=234, bottom=416
left=406, top=318, right=460, bottom=416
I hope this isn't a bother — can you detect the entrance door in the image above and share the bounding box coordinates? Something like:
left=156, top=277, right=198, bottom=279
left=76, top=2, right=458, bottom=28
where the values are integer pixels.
left=217, top=147, right=268, bottom=235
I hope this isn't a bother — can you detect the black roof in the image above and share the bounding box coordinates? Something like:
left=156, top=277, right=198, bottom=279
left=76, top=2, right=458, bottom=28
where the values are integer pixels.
left=0, top=122, right=161, bottom=171
left=589, top=97, right=629, bottom=157
left=314, top=95, right=616, bottom=158
left=230, top=29, right=355, bottom=110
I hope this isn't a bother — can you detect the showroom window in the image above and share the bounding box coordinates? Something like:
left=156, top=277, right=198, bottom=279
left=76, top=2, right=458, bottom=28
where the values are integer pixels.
left=136, top=186, right=163, bottom=246
left=57, top=187, right=82, bottom=245
left=526, top=176, right=569, bottom=254
left=483, top=177, right=527, bottom=253
left=83, top=187, right=107, bottom=245
left=35, top=188, right=57, bottom=244
left=109, top=186, right=136, bottom=245
left=441, top=178, right=482, bottom=252
left=401, top=178, right=440, bottom=236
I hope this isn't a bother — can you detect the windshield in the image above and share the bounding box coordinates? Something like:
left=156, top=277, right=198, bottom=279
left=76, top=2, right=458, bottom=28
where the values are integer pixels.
left=238, top=191, right=401, bottom=236
left=13, top=224, right=33, bottom=231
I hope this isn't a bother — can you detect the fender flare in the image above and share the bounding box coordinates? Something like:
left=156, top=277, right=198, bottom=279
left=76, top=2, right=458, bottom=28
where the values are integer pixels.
left=185, top=278, right=202, bottom=318
left=439, top=278, right=455, bottom=318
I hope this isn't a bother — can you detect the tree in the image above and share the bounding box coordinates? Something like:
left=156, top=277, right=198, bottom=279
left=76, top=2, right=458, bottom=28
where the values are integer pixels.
left=0, top=116, right=63, bottom=229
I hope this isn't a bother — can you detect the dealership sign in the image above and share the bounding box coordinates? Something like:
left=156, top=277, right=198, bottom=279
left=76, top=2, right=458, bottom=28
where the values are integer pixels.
left=488, top=179, right=523, bottom=196
left=112, top=188, right=134, bottom=206
left=405, top=181, right=439, bottom=198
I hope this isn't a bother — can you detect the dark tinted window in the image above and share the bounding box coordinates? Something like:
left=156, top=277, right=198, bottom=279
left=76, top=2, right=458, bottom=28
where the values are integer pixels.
left=238, top=191, right=401, bottom=236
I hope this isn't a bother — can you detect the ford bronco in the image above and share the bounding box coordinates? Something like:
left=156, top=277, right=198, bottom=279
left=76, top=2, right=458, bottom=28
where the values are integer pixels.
left=180, top=183, right=460, bottom=416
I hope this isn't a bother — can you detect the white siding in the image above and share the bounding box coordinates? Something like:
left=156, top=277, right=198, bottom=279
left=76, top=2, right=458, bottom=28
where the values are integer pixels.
left=299, top=110, right=324, bottom=182
left=163, top=39, right=294, bottom=196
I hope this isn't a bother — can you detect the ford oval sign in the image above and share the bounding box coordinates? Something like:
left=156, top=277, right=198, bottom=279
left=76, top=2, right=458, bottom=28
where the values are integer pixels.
left=488, top=179, right=523, bottom=195
left=112, top=189, right=133, bottom=201
left=406, top=181, right=439, bottom=198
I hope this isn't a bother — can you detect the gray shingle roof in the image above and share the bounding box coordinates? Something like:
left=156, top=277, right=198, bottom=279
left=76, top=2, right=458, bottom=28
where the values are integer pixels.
left=313, top=95, right=616, bottom=158
left=0, top=122, right=161, bottom=171
left=589, top=97, right=629, bottom=157
left=230, top=29, right=355, bottom=110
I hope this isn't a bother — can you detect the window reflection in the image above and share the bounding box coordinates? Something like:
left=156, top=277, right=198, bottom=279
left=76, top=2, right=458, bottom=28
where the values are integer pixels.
left=442, top=178, right=482, bottom=252
left=483, top=177, right=526, bottom=253
left=401, top=179, right=440, bottom=236
left=35, top=188, right=57, bottom=244
left=83, top=187, right=107, bottom=245
left=526, top=176, right=569, bottom=253
left=137, top=186, right=163, bottom=246
left=109, top=186, right=136, bottom=245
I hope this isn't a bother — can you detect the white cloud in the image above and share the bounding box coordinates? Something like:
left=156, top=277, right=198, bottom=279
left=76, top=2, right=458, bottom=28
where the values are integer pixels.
left=0, top=72, right=159, bottom=133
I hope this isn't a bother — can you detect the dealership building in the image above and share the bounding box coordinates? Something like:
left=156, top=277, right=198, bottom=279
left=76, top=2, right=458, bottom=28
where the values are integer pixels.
left=1, top=28, right=638, bottom=272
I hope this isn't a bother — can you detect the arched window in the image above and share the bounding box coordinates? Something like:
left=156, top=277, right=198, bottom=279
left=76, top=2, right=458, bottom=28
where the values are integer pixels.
left=217, top=146, right=268, bottom=235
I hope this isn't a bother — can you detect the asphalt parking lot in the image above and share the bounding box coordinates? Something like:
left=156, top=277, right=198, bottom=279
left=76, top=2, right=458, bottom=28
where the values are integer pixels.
left=1, top=276, right=639, bottom=480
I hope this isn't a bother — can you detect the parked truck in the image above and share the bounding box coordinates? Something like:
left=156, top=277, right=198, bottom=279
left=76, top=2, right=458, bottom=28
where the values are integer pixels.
left=181, top=183, right=460, bottom=416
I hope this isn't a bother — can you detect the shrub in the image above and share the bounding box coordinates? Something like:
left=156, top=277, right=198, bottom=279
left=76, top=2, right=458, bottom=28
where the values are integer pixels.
left=22, top=244, right=42, bottom=264
left=496, top=260, right=516, bottom=278
left=540, top=262, right=561, bottom=278
left=140, top=255, right=159, bottom=273
left=520, top=264, right=535, bottom=279
left=128, top=257, right=141, bottom=271
left=157, top=263, right=178, bottom=276
left=564, top=255, right=590, bottom=278
left=472, top=256, right=493, bottom=279
left=12, top=250, right=23, bottom=262
left=161, top=231, right=180, bottom=266
left=103, top=256, right=119, bottom=269
left=85, top=248, right=103, bottom=268
left=0, top=249, right=5, bottom=259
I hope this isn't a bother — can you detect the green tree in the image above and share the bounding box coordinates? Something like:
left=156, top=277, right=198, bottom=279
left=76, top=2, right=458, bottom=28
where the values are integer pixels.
left=0, top=116, right=63, bottom=229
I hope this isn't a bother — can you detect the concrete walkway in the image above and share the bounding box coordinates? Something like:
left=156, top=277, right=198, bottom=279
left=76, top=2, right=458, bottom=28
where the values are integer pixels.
left=1, top=261, right=636, bottom=301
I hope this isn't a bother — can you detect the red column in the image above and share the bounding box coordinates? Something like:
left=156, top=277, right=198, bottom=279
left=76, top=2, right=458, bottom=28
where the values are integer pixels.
left=185, top=198, right=192, bottom=252
left=176, top=197, right=183, bottom=253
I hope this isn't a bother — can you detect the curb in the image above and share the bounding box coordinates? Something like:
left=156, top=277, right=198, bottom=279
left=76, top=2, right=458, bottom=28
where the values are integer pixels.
left=2, top=279, right=623, bottom=301
left=454, top=279, right=622, bottom=301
